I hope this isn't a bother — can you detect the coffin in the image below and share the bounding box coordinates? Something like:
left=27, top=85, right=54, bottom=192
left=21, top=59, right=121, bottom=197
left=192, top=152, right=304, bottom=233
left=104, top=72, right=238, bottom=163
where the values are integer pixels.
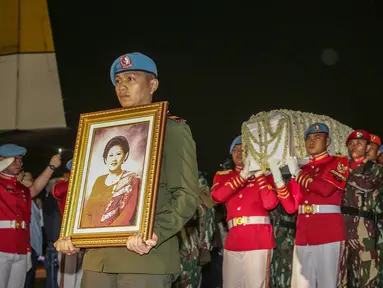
left=241, top=109, right=353, bottom=172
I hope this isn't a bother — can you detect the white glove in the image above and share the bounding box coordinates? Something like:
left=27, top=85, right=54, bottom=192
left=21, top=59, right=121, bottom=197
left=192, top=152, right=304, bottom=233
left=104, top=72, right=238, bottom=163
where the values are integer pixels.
left=240, top=159, right=250, bottom=179
left=26, top=251, right=32, bottom=271
left=267, top=159, right=284, bottom=188
left=286, top=157, right=301, bottom=178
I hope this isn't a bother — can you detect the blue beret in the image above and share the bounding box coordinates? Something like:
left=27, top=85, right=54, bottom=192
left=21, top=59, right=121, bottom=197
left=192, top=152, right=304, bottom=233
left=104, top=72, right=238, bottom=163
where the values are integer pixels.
left=110, top=52, right=158, bottom=86
left=304, top=123, right=330, bottom=140
left=230, top=135, right=242, bottom=154
left=66, top=159, right=72, bottom=171
left=0, top=144, right=27, bottom=157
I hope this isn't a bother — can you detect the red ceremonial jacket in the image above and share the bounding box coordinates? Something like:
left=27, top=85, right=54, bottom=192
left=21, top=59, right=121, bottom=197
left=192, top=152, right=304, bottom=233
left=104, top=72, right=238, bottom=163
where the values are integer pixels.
left=211, top=167, right=278, bottom=251
left=279, top=153, right=349, bottom=245
left=0, top=173, right=31, bottom=254
left=52, top=179, right=69, bottom=216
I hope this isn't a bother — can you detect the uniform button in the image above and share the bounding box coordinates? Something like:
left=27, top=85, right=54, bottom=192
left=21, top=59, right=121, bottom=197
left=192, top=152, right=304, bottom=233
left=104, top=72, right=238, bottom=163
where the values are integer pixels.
left=239, top=194, right=243, bottom=198
left=311, top=165, right=314, bottom=169
left=237, top=207, right=241, bottom=211
left=305, top=200, right=308, bottom=204
left=306, top=215, right=309, bottom=218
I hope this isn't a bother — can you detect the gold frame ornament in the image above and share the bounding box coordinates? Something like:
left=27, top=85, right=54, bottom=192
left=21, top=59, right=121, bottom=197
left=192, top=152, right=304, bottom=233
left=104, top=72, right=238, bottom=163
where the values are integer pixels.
left=60, top=101, right=168, bottom=248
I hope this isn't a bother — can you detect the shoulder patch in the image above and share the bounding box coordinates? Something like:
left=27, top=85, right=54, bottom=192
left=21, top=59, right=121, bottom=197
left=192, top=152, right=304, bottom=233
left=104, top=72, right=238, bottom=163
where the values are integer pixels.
left=216, top=170, right=232, bottom=175
left=167, top=115, right=186, bottom=123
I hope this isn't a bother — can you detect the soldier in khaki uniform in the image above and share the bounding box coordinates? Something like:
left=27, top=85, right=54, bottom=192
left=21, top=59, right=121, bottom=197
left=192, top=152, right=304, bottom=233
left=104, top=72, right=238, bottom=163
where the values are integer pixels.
left=55, top=52, right=200, bottom=288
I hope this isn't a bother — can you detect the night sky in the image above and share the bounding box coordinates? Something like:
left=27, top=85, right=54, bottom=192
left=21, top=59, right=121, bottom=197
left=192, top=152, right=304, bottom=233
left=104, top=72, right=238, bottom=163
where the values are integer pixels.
left=11, top=2, right=383, bottom=181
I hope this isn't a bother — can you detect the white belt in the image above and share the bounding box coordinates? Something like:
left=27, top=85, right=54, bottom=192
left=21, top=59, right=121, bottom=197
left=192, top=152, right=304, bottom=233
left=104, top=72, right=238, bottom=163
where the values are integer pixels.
left=228, top=216, right=270, bottom=229
left=0, top=220, right=27, bottom=229
left=298, top=204, right=341, bottom=214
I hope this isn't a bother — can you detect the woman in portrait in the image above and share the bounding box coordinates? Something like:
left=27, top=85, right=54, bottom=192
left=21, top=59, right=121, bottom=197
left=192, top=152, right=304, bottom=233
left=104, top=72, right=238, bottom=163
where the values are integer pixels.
left=80, top=136, right=141, bottom=228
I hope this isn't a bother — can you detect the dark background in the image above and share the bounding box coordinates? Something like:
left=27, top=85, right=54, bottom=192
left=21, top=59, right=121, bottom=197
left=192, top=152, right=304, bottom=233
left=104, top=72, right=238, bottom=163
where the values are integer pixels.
left=3, top=2, right=382, bottom=183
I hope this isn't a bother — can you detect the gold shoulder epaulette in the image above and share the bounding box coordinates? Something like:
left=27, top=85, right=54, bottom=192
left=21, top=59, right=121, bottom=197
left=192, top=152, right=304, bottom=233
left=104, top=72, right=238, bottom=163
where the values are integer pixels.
left=216, top=170, right=232, bottom=175
left=333, top=153, right=346, bottom=157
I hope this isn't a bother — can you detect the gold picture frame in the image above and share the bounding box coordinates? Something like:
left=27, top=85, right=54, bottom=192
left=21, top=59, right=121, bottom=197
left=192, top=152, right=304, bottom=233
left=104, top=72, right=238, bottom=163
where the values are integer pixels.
left=60, top=101, right=168, bottom=247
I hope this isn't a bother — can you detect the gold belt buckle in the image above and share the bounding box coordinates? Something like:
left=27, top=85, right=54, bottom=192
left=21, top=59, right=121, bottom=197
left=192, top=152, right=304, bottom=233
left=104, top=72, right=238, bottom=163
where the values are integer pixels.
left=303, top=205, right=313, bottom=214
left=15, top=221, right=21, bottom=228
left=235, top=216, right=248, bottom=226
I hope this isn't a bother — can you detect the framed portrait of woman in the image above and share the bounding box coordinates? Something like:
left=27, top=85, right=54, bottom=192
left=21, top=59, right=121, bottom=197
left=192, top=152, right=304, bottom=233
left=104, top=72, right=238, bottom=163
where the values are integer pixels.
left=60, top=101, right=168, bottom=247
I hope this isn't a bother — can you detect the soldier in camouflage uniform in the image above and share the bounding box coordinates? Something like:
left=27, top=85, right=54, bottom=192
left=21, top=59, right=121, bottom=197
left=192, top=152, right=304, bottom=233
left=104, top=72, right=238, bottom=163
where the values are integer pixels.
left=270, top=171, right=297, bottom=288
left=340, top=130, right=383, bottom=288
left=366, top=134, right=383, bottom=286
left=377, top=145, right=383, bottom=165
left=175, top=172, right=216, bottom=288
left=198, top=172, right=216, bottom=261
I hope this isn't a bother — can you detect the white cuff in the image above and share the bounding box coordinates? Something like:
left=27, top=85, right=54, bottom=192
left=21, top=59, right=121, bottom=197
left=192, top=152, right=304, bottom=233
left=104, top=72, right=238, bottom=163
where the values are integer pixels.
left=275, top=180, right=285, bottom=189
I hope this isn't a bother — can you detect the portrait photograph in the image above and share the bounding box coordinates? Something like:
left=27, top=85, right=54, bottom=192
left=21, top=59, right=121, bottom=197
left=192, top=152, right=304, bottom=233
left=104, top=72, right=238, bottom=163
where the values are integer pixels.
left=60, top=101, right=168, bottom=247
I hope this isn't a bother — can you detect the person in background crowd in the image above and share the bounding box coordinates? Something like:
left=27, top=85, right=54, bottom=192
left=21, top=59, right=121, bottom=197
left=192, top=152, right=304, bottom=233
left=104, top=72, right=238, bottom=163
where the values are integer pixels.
left=0, top=144, right=61, bottom=288
left=340, top=130, right=383, bottom=287
left=367, top=134, right=381, bottom=163
left=43, top=157, right=67, bottom=288
left=21, top=172, right=43, bottom=288
left=55, top=52, right=200, bottom=288
left=268, top=170, right=296, bottom=288
left=43, top=177, right=62, bottom=288
left=378, top=145, right=383, bottom=164
left=378, top=143, right=383, bottom=287
left=175, top=171, right=215, bottom=288
left=53, top=159, right=84, bottom=288
left=52, top=159, right=72, bottom=215
left=201, top=160, right=230, bottom=288
left=197, top=172, right=216, bottom=287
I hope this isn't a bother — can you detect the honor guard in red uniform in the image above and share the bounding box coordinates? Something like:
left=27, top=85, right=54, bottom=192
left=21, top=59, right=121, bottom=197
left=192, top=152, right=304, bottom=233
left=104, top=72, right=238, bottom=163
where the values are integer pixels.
left=269, top=123, right=350, bottom=288
left=0, top=144, right=61, bottom=288
left=52, top=159, right=72, bottom=216
left=211, top=136, right=279, bottom=288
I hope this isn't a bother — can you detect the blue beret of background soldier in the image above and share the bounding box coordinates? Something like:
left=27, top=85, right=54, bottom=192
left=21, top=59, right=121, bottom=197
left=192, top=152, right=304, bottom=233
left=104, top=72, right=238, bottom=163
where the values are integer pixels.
left=0, top=143, right=62, bottom=198
left=304, top=122, right=329, bottom=140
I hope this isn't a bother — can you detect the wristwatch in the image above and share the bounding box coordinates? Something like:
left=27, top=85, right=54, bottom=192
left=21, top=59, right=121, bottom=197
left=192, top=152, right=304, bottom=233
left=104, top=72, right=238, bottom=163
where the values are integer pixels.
left=48, top=164, right=57, bottom=171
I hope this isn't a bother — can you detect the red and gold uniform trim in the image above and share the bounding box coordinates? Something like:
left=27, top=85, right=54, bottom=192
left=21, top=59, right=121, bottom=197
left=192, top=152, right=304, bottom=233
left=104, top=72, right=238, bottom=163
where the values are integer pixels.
left=309, top=152, right=328, bottom=163
left=224, top=174, right=246, bottom=190
left=249, top=174, right=272, bottom=191
left=296, top=171, right=313, bottom=189
left=276, top=184, right=290, bottom=199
